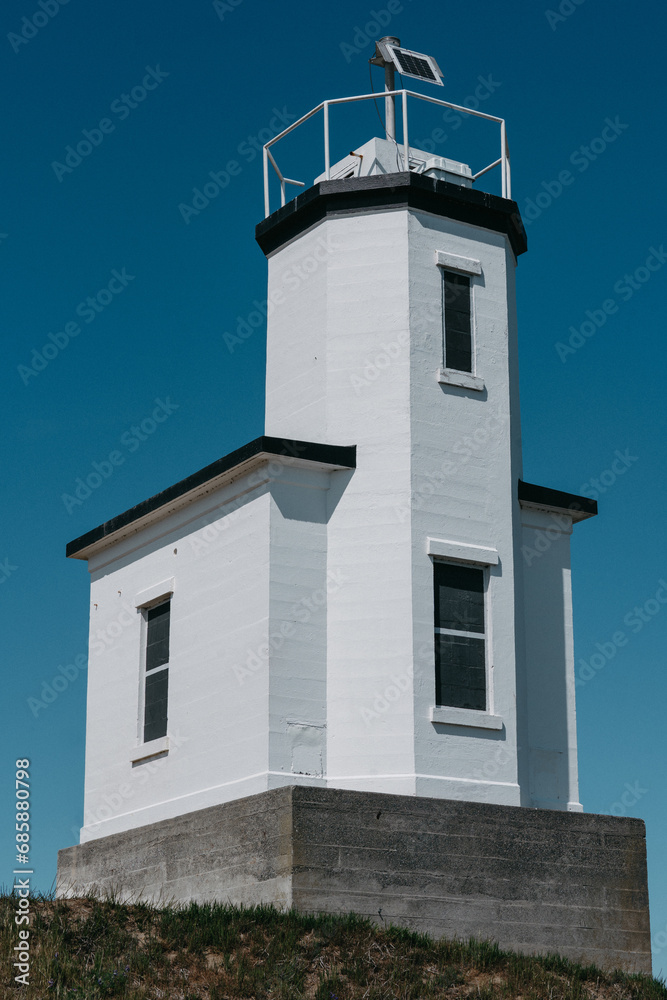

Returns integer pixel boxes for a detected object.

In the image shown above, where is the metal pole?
[379,35,400,140]
[323,102,330,180]
[263,146,269,217]
[385,60,396,140]
[504,129,511,200]
[500,119,507,199]
[402,92,409,169]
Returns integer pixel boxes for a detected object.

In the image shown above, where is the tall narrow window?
[443,271,472,372]
[434,562,486,710]
[144,600,170,742]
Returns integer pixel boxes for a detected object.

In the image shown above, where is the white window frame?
[435,250,485,392]
[427,539,502,730]
[130,579,174,763]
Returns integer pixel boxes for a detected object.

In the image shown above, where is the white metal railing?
[262,89,511,217]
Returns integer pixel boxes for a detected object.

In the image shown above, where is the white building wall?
[324,211,416,791]
[78,160,584,836]
[406,211,523,804]
[267,469,330,787]
[262,205,536,801]
[520,508,581,811]
[80,456,355,842]
[264,226,332,440]
[266,210,417,792]
[81,482,273,841]
[262,203,547,803]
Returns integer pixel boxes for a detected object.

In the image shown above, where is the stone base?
[57,785,652,974]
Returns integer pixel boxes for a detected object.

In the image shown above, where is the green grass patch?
[0,892,664,998]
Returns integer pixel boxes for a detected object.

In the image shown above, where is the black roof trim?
[255,171,527,258]
[66,437,356,558]
[518,480,597,520]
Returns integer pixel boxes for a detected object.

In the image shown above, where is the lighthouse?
[58,42,651,974]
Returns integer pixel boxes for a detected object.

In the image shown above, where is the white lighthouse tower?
[63,42,596,838]
[256,40,593,814]
[58,44,653,975]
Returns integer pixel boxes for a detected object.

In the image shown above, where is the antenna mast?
[371,36,400,141]
[371,38,444,142]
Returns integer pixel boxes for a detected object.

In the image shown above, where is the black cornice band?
[518,479,598,519]
[66,437,357,557]
[255,172,527,258]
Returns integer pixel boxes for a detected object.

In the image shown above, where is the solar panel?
[386,45,443,86]
[393,50,437,82]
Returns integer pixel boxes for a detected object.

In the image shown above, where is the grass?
[1,892,665,999]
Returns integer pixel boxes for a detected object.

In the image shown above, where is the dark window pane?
[445,329,472,373]
[146,601,170,671]
[144,668,168,742]
[444,272,472,372]
[435,633,486,710]
[434,563,484,633]
[446,303,470,326]
[443,272,469,306]
[147,601,170,625]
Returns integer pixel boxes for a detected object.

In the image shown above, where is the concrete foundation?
[57,786,652,974]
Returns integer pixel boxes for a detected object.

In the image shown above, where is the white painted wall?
[262,178,583,806]
[79,149,584,840]
[80,461,343,842]
[81,480,271,842]
[263,201,535,804]
[407,210,523,804]
[264,226,332,441]
[266,210,417,792]
[520,506,581,810]
[267,469,330,786]
[325,211,417,792]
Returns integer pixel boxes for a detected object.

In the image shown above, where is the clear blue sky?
[2,0,666,978]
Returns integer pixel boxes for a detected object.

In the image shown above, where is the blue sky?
[2,0,666,978]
